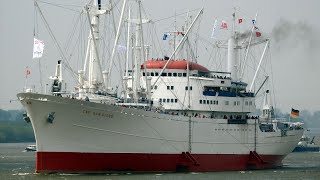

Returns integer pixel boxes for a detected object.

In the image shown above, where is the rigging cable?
[34,1,78,82]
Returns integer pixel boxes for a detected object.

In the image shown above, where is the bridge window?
[225,101,229,105]
[168,72,172,76]
[210,100,213,104]
[245,101,248,106]
[207,100,210,104]
[234,101,237,106]
[171,99,174,103]
[151,72,154,76]
[183,73,187,77]
[161,73,167,76]
[173,73,177,77]
[167,98,170,103]
[200,100,203,104]
[178,73,182,77]
[155,72,159,76]
[175,99,178,103]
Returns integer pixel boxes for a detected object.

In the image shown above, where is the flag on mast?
[211,19,218,38]
[290,108,300,118]
[220,20,228,29]
[255,31,262,37]
[33,38,45,58]
[26,69,31,75]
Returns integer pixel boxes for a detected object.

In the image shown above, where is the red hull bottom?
[36,152,285,173]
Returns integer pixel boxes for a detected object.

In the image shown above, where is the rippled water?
[1,143,320,180]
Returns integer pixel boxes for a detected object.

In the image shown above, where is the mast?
[83,0,107,93]
[227,11,239,81]
[125,7,131,77]
[133,3,142,103]
[106,0,127,90]
[130,1,150,103]
[240,13,258,80]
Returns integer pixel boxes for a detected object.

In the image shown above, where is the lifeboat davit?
[141,60,209,72]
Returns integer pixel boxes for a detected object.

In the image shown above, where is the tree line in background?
[0,108,319,143]
[0,109,35,143]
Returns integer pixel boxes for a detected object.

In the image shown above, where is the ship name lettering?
[82,110,91,114]
[93,111,113,118]
[82,109,113,118]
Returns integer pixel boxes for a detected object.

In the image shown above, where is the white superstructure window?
[167,86,174,90]
[185,86,192,90]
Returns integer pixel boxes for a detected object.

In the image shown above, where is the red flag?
[220,20,228,29]
[255,31,261,37]
[26,69,31,75]
[238,18,243,24]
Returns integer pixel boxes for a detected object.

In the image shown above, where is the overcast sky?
[1,0,320,112]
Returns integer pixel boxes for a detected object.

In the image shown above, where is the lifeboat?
[141,59,209,72]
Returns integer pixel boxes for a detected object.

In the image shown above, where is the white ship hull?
[18,93,303,172]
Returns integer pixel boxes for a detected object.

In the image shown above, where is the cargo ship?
[18,0,304,173]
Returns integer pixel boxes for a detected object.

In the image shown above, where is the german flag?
[291,108,300,118]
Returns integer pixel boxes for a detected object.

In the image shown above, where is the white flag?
[211,19,218,38]
[117,45,127,52]
[33,38,45,59]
